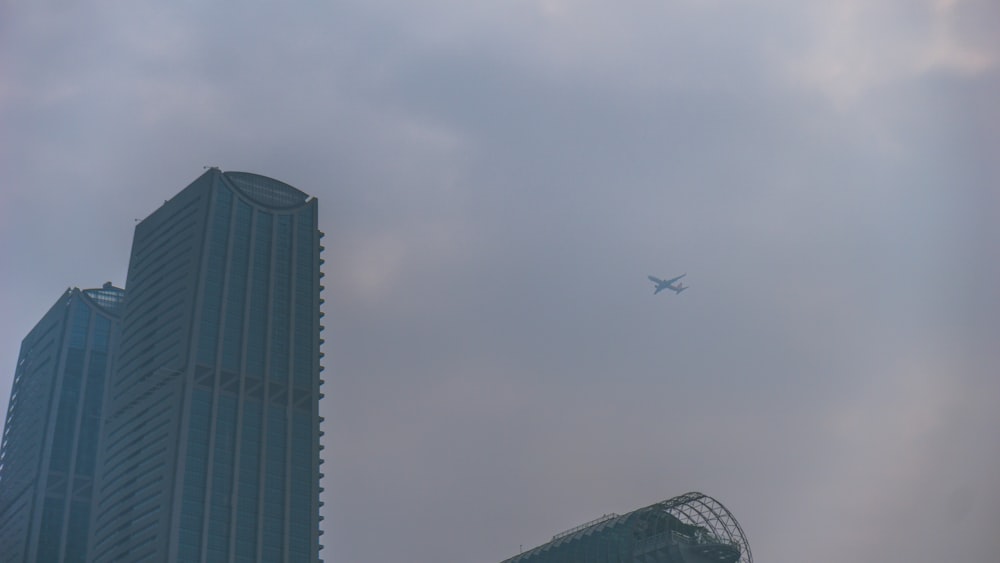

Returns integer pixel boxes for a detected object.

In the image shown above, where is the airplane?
[648,274,687,295]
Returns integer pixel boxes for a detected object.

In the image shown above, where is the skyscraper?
[89,169,324,562]
[500,492,753,563]
[0,284,125,562]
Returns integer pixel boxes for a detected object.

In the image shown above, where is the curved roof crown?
[82,282,125,316]
[223,171,310,209]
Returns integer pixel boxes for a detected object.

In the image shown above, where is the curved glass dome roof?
[648,492,753,563]
[223,171,309,209]
[504,492,753,563]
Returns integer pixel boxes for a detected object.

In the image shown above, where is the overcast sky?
[2,1,999,562]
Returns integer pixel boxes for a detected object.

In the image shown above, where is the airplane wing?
[649,274,687,295]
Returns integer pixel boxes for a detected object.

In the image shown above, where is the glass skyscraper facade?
[89,169,324,562]
[0,284,124,562]
[501,493,753,563]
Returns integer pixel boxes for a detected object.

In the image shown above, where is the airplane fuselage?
[648,274,687,295]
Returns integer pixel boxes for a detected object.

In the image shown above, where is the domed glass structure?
[502,492,752,563]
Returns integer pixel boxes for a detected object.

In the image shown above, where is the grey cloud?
[2,2,998,563]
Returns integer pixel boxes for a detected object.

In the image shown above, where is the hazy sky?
[2,2,998,562]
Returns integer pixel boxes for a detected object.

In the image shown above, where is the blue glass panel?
[75,415,99,478]
[179,388,213,554]
[92,315,111,352]
[86,350,107,390]
[37,496,64,561]
[247,212,272,377]
[76,349,106,476]
[222,201,253,372]
[289,411,313,555]
[236,399,262,561]
[262,405,286,559]
[293,210,315,388]
[50,348,85,473]
[197,186,233,364]
[65,500,90,563]
[269,216,293,382]
[207,395,237,557]
[69,301,90,348]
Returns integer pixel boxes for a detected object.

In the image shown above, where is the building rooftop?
[503,492,752,563]
[82,283,125,316]
[222,171,310,209]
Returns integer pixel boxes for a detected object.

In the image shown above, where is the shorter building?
[502,492,752,563]
[0,284,124,562]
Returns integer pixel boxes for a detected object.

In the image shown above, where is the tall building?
[501,492,753,563]
[0,284,125,562]
[89,169,325,562]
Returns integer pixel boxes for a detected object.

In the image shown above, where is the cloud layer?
[2,2,998,562]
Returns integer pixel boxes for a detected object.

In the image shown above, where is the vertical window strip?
[247,212,273,378]
[207,394,237,558]
[293,211,315,388]
[196,187,233,365]
[289,411,313,556]
[235,400,262,561]
[269,215,293,382]
[178,389,212,556]
[261,405,287,559]
[222,201,253,372]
